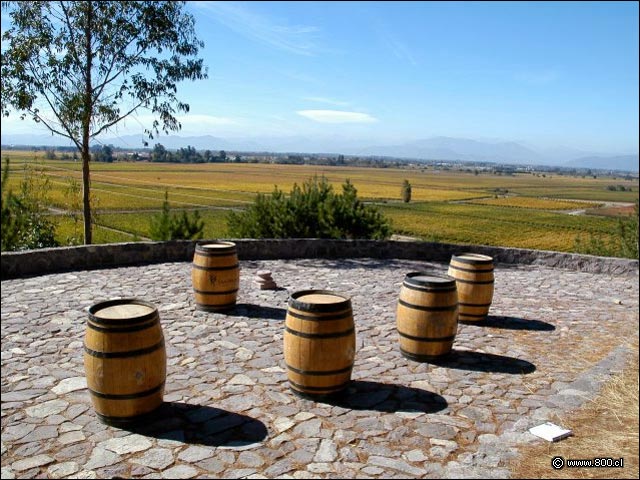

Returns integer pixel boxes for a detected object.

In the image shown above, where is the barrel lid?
[403,272,456,289]
[289,290,351,313]
[451,253,493,264]
[197,241,236,250]
[88,298,157,323]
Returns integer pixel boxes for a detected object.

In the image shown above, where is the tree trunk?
[81,144,92,245]
[82,0,93,245]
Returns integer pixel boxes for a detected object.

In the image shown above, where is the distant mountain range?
[2,133,638,172]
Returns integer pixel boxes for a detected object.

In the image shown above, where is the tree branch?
[92,35,149,106]
[27,109,82,150]
[90,99,147,138]
[58,0,82,67]
[25,56,68,116]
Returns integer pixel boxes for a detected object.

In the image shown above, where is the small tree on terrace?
[1,1,207,244]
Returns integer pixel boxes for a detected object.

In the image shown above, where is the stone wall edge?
[2,239,638,280]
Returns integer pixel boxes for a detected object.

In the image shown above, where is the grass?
[96,209,230,239]
[52,216,138,245]
[51,209,230,244]
[510,347,639,479]
[466,196,602,210]
[381,201,623,253]
[509,187,637,203]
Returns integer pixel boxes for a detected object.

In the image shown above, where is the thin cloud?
[278,70,324,87]
[385,36,418,66]
[193,2,320,56]
[297,110,378,124]
[372,19,418,67]
[302,96,351,107]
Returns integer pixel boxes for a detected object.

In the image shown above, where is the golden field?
[2,151,638,254]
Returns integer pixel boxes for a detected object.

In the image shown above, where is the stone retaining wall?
[2,239,637,280]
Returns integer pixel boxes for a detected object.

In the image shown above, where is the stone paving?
[1,257,638,479]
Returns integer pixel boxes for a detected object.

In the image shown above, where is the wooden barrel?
[447,253,494,322]
[396,272,459,361]
[192,241,240,312]
[284,290,356,398]
[83,298,166,426]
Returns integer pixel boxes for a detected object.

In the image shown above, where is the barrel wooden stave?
[192,241,240,312]
[447,253,494,322]
[396,273,458,361]
[83,299,166,425]
[284,291,355,397]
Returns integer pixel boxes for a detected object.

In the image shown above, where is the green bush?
[149,190,204,241]
[227,176,391,240]
[1,158,59,251]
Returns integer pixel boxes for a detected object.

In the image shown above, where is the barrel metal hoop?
[288,379,351,392]
[288,290,352,313]
[459,312,489,319]
[87,318,158,333]
[284,326,355,339]
[400,347,450,361]
[192,264,240,271]
[95,409,161,426]
[402,281,457,293]
[285,363,353,376]
[397,330,456,342]
[449,264,494,273]
[88,298,158,325]
[451,255,494,265]
[88,381,165,400]
[193,288,239,295]
[84,339,165,359]
[194,249,236,257]
[195,242,236,255]
[397,299,457,312]
[286,310,352,322]
[459,302,493,307]
[403,272,456,289]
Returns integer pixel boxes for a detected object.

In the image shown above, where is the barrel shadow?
[306,380,448,414]
[225,303,287,321]
[460,315,555,331]
[424,350,536,374]
[121,402,268,447]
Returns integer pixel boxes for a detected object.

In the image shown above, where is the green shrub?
[149,190,204,241]
[1,158,59,251]
[227,176,391,240]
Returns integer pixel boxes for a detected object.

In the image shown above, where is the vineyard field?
[2,151,637,255]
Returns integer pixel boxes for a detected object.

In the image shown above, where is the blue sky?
[2,1,639,154]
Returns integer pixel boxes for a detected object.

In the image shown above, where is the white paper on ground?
[528,422,573,442]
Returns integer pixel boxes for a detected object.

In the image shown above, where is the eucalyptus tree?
[1,1,207,244]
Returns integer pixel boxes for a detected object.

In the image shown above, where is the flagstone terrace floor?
[1,255,638,479]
